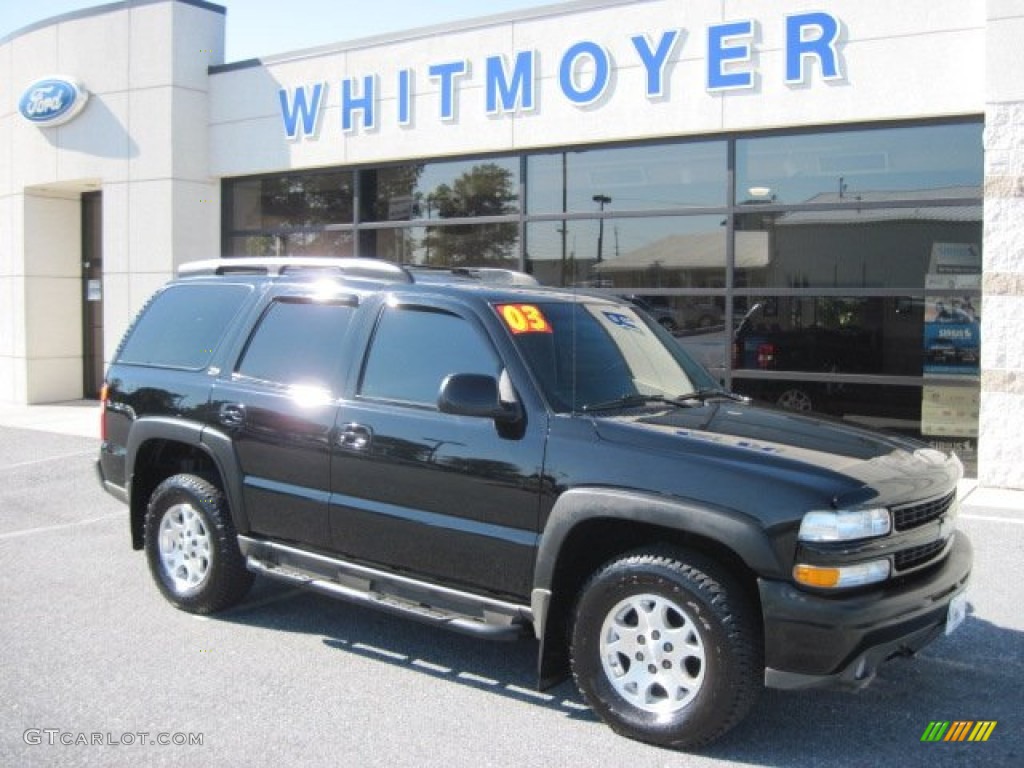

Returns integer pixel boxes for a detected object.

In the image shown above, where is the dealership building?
[2,0,1022,488]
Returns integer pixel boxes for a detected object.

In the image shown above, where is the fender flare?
[125,418,248,541]
[534,486,781,594]
[530,486,781,687]
[199,426,249,535]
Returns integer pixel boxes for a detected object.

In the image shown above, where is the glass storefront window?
[527,215,727,289]
[229,172,354,230]
[362,158,520,222]
[733,377,924,422]
[731,295,933,377]
[734,211,982,291]
[731,377,979,475]
[220,120,984,473]
[227,231,354,258]
[736,123,982,206]
[365,223,520,268]
[527,141,726,213]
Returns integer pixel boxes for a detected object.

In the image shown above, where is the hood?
[591,399,961,508]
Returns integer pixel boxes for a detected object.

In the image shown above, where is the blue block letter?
[279,83,325,139]
[631,30,680,98]
[429,60,469,121]
[342,75,376,132]
[486,51,536,114]
[786,12,842,84]
[707,20,754,91]
[559,41,610,105]
[398,69,413,126]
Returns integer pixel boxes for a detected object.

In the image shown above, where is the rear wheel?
[570,549,761,749]
[144,473,253,614]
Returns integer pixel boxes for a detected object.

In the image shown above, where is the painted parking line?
[0,450,96,472]
[960,513,1024,525]
[0,512,120,540]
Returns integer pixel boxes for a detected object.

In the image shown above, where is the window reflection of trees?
[421,163,519,266]
[367,163,425,221]
[252,173,354,228]
[230,231,354,258]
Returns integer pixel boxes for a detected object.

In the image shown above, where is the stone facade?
[979,2,1024,488]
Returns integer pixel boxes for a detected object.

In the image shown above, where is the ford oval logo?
[18,76,89,127]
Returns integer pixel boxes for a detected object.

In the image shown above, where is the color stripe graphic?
[921,721,997,742]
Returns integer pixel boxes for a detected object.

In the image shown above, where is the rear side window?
[236,300,355,391]
[117,283,250,369]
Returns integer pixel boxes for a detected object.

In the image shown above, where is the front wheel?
[776,386,814,412]
[143,473,253,614]
[570,549,762,749]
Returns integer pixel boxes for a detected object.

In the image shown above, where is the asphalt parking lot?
[0,417,1021,767]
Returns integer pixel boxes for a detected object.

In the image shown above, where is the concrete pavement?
[0,399,100,439]
[0,399,1019,513]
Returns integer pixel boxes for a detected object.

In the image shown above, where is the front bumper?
[760,530,972,690]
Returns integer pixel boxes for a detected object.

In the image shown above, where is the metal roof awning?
[594,231,770,272]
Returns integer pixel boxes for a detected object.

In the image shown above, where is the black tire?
[143,473,253,614]
[570,548,762,750]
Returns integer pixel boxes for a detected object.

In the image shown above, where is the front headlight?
[798,508,891,542]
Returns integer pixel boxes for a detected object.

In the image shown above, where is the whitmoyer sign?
[278,11,844,139]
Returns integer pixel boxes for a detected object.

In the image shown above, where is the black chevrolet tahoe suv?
[97,257,972,749]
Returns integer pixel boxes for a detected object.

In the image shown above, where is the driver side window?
[359,305,498,407]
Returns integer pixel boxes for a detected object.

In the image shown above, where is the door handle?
[337,423,372,451]
[218,403,246,428]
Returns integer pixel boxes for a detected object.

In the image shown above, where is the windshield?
[495,301,718,413]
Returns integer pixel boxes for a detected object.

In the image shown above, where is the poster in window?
[923,243,980,377]
[921,243,980,439]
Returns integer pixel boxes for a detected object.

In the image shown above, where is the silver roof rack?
[406,266,539,286]
[177,257,413,283]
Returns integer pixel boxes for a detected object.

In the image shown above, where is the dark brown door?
[82,191,103,398]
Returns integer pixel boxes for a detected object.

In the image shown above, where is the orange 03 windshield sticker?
[496,304,552,334]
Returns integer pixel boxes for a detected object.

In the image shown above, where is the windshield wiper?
[677,387,750,403]
[580,394,690,413]
[581,388,749,413]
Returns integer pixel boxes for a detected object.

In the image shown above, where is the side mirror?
[438,373,520,424]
